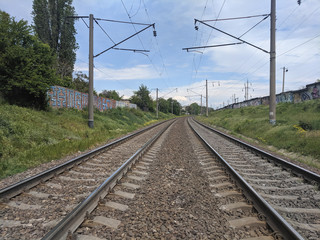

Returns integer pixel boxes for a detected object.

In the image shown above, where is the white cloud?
[74,63,159,81]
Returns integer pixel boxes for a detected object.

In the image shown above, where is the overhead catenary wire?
[235,5,319,84]
[277,33,320,57]
[142,0,170,87]
[129,0,142,18]
[192,0,227,80]
[119,0,171,88]
[233,4,315,81]
[94,19,116,44]
[235,32,320,84]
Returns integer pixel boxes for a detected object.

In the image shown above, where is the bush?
[0,11,60,109]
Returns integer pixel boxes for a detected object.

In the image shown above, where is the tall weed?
[0,103,171,179]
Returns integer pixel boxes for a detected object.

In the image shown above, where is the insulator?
[153,30,157,37]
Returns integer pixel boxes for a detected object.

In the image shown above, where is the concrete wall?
[223,82,320,110]
[47,86,137,111]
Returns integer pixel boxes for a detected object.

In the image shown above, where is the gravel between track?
[83,118,272,239]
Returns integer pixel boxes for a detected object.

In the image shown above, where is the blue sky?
[1,0,319,108]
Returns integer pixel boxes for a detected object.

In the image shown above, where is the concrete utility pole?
[156,88,159,119]
[206,79,208,117]
[269,0,276,125]
[88,14,94,128]
[171,101,173,114]
[282,67,288,93]
[69,15,154,128]
[200,95,203,115]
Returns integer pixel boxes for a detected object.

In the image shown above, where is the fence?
[47,86,137,111]
[224,81,320,109]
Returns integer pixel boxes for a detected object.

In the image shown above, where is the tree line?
[130,85,182,115]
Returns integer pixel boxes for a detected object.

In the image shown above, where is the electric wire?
[277,33,320,58]
[191,0,210,82]
[236,32,320,86]
[193,0,227,80]
[121,0,169,88]
[94,19,116,44]
[234,4,314,83]
[277,6,320,49]
[277,5,299,28]
[129,0,142,18]
[141,0,170,87]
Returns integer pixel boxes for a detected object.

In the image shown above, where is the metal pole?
[88,14,94,128]
[282,67,287,93]
[156,88,158,119]
[171,101,173,114]
[269,0,276,125]
[206,79,208,117]
[200,95,202,115]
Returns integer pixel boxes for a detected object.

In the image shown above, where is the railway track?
[1,117,319,239]
[45,117,277,239]
[0,119,174,239]
[190,118,320,240]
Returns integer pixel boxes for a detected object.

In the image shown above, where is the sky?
[1,0,320,108]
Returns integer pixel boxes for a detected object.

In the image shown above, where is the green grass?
[0,103,173,179]
[197,100,320,170]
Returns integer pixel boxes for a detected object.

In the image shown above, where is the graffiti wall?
[222,82,320,110]
[47,86,137,111]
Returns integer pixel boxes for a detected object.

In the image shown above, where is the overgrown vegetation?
[197,100,320,169]
[0,103,172,179]
[0,11,62,109]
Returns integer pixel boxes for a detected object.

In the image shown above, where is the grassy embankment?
[0,103,172,179]
[197,100,320,170]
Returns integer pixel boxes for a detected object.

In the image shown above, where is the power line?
[235,4,318,83]
[94,19,115,44]
[192,0,227,79]
[120,0,171,88]
[277,6,320,48]
[129,0,142,18]
[278,5,299,28]
[277,33,320,57]
[142,0,170,87]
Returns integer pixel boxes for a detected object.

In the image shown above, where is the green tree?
[71,72,97,95]
[0,11,60,109]
[167,98,182,115]
[32,0,77,80]
[71,72,89,93]
[130,85,154,112]
[99,90,122,100]
[187,103,201,115]
[158,98,169,113]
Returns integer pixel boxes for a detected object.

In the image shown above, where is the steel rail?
[42,119,175,240]
[193,118,320,185]
[0,119,170,200]
[188,118,304,240]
